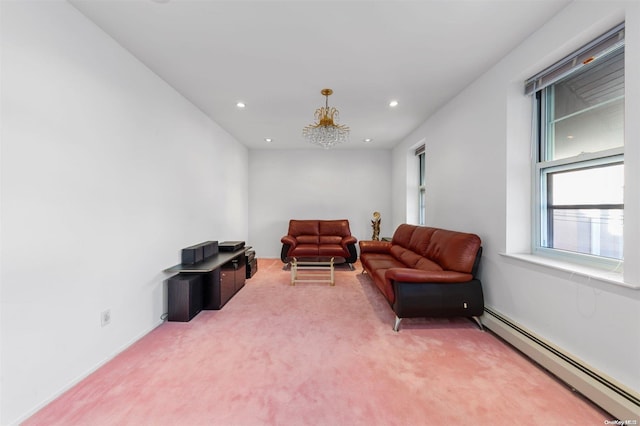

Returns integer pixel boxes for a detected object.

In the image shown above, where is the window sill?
[499,252,639,290]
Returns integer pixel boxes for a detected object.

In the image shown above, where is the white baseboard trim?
[13,320,165,426]
[482,307,640,422]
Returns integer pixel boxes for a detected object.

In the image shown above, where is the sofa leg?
[471,316,483,330]
[393,316,402,332]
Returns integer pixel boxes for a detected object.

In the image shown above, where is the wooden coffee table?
[290,257,340,286]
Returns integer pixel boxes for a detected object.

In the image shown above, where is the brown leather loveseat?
[359,224,483,331]
[281,219,358,268]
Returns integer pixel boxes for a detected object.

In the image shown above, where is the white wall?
[248,149,391,258]
[0,2,248,424]
[390,138,425,230]
[392,1,640,393]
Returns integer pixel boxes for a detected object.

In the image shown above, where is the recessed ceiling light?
[236,102,246,108]
[265,138,272,143]
[389,100,399,108]
[363,138,373,143]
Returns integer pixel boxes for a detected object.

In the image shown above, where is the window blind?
[524,23,625,95]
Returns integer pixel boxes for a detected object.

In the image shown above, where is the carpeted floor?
[25,258,610,425]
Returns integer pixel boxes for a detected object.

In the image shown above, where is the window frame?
[418,149,426,225]
[532,65,625,271]
[533,149,624,269]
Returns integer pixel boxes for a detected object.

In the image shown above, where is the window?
[416,145,426,225]
[527,24,625,267]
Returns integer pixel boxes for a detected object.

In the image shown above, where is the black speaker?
[182,241,219,264]
[202,241,219,259]
[168,273,203,322]
[181,244,204,265]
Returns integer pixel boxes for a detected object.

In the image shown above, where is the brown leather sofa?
[281,219,358,268]
[359,224,483,331]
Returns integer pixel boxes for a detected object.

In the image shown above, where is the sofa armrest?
[359,240,391,254]
[281,235,297,247]
[342,235,357,247]
[386,268,473,283]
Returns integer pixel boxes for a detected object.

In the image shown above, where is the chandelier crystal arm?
[303,88,350,149]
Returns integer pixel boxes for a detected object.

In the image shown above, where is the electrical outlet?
[101,309,111,327]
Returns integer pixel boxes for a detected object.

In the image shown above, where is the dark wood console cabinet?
[202,257,245,309]
[165,250,246,321]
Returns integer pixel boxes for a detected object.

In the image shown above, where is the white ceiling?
[69,0,570,150]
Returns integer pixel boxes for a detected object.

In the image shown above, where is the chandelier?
[302,88,349,149]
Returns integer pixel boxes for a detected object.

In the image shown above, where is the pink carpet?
[25,258,610,425]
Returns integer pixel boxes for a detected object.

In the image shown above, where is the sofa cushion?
[389,225,480,274]
[425,229,481,274]
[390,246,423,268]
[408,225,435,255]
[320,245,351,258]
[289,220,319,236]
[291,244,319,257]
[320,235,343,245]
[363,256,405,271]
[319,220,351,237]
[373,269,395,302]
[297,235,319,245]
[391,224,416,246]
[415,257,444,271]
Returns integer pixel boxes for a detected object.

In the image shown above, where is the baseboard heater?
[482,307,640,421]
